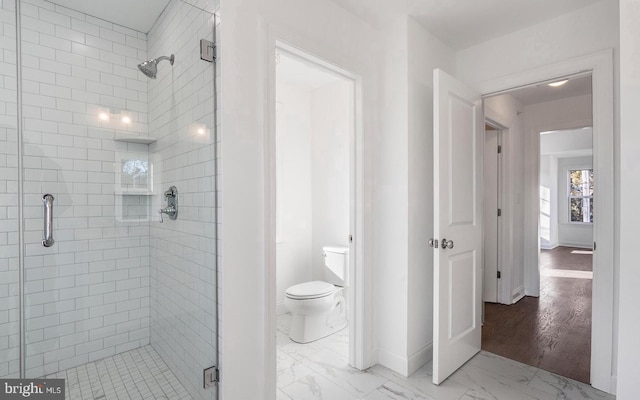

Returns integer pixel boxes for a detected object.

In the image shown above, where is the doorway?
[482,122,503,305]
[480,77,595,384]
[273,47,360,395]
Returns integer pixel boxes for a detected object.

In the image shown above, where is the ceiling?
[333,0,603,50]
[46,0,171,33]
[45,0,603,47]
[505,75,592,106]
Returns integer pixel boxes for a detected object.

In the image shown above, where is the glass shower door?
[11,0,219,399]
[20,0,157,379]
[0,0,20,380]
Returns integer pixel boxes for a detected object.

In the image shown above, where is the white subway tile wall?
[19,0,152,378]
[0,0,220,396]
[147,1,217,399]
[0,0,20,380]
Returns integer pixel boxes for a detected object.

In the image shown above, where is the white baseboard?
[378,342,433,377]
[408,342,433,376]
[512,285,525,303]
[540,243,559,250]
[610,374,617,395]
[378,349,409,377]
[558,242,593,249]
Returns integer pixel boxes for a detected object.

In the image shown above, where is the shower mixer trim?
[159,186,178,223]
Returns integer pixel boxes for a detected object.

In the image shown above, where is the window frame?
[568,168,593,224]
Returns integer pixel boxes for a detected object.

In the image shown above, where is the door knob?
[441,238,454,249]
[428,238,439,248]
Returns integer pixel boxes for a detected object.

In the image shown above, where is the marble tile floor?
[44,345,193,400]
[276,313,615,400]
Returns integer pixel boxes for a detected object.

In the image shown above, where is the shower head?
[137,54,175,79]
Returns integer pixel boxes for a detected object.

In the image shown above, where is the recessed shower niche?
[114,135,157,222]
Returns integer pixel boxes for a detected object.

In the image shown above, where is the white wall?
[374,17,409,374]
[617,1,640,398]
[275,82,312,312]
[406,17,455,374]
[147,1,218,399]
[375,15,457,376]
[219,0,379,397]
[310,80,351,282]
[456,1,618,88]
[557,156,593,248]
[539,154,558,249]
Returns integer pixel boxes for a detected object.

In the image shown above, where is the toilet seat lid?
[286,281,335,299]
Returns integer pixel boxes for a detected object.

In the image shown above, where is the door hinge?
[497,208,502,217]
[593,241,596,251]
[497,271,501,279]
[200,39,217,62]
[497,145,502,154]
[203,366,219,389]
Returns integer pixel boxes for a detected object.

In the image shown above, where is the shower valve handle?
[158,206,177,223]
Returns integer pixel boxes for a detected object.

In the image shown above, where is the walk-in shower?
[138,54,176,79]
[3,0,219,399]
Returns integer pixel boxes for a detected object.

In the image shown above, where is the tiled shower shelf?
[114,132,157,144]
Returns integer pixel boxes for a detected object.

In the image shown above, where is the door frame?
[483,110,514,306]
[482,116,515,306]
[476,49,615,393]
[264,27,371,398]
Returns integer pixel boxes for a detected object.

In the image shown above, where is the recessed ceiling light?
[548,80,568,87]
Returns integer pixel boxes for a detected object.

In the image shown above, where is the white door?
[432,69,483,385]
[483,129,499,303]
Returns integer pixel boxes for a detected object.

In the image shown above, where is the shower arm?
[157,55,175,65]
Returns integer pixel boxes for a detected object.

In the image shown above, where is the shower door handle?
[42,194,55,247]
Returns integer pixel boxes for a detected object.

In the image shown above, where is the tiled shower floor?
[45,346,193,400]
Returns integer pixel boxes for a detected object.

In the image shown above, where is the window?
[569,169,593,223]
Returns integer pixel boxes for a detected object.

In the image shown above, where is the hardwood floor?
[481,246,592,384]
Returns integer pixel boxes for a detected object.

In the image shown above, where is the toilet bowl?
[285,280,347,343]
[285,246,349,343]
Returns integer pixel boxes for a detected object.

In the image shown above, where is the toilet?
[284,246,349,343]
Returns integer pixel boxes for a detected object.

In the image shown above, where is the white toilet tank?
[323,246,349,287]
